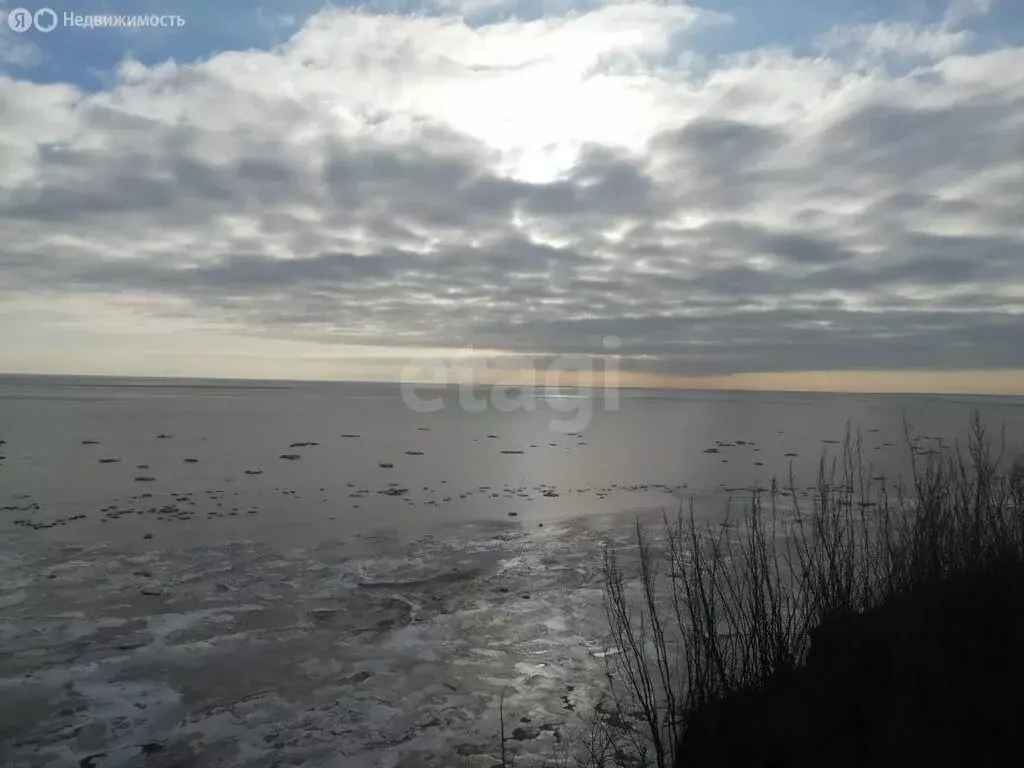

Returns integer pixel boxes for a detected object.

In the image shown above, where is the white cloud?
[815,21,973,63]
[0,1,43,68]
[944,0,993,27]
[0,2,1022,380]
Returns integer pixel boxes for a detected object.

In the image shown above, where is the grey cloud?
[653,117,786,168]
[9,233,597,317]
[818,97,1024,191]
[2,40,1024,379]
[475,309,1024,375]
[692,222,855,266]
[642,118,794,212]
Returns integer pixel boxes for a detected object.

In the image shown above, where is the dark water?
[2,374,1022,548]
[1,376,1022,766]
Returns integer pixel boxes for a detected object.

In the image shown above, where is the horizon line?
[2,369,1022,399]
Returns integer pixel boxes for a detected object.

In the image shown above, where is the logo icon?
[6,7,33,32]
[34,7,57,32]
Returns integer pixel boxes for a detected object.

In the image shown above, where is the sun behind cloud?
[0,0,1022,393]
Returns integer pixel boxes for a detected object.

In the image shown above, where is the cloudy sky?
[1,0,1023,392]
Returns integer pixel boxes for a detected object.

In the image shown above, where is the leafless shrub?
[576,414,1024,766]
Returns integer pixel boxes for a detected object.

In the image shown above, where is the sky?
[1,0,1023,393]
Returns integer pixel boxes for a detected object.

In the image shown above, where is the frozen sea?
[2,375,1023,767]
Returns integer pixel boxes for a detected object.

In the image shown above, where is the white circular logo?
[5,7,33,32]
[34,7,58,32]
